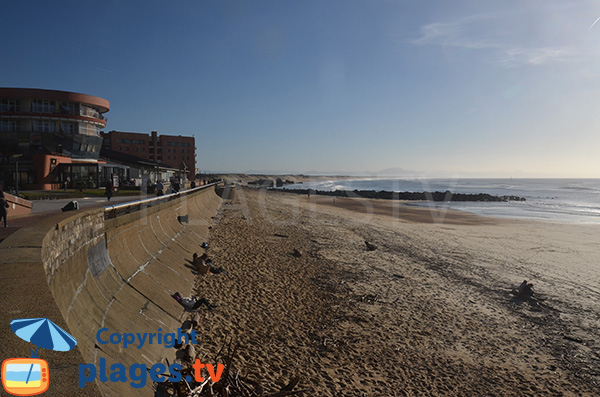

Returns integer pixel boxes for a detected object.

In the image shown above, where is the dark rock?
[277,188,526,202]
[258,179,274,187]
[365,241,377,251]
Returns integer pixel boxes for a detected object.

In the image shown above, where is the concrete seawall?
[3,191,32,217]
[0,185,224,396]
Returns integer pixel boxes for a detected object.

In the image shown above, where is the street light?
[12,154,23,196]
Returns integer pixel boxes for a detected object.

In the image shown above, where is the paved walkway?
[0,195,141,242]
[30,195,143,214]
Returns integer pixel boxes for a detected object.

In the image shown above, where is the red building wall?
[31,154,72,190]
[101,131,150,159]
[159,135,195,177]
[101,130,196,181]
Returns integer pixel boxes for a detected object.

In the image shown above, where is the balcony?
[1,108,108,123]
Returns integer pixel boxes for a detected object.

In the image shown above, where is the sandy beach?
[189,187,599,396]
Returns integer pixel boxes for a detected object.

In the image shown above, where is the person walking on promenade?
[172,179,180,193]
[0,185,8,227]
[105,181,113,201]
[156,180,164,196]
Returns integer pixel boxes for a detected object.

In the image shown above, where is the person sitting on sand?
[205,258,228,274]
[171,292,215,310]
[193,253,227,275]
[192,252,201,265]
[517,282,534,299]
[193,253,209,271]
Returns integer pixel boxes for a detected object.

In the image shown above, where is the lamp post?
[12,154,23,196]
[180,160,188,188]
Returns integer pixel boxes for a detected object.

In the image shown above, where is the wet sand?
[190,188,600,395]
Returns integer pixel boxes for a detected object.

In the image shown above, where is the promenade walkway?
[0,195,141,242]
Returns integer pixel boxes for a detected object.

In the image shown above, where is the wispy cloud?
[497,47,575,67]
[411,15,501,50]
[411,14,577,68]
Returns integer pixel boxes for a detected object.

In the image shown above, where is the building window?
[0,99,21,112]
[165,141,191,147]
[78,123,100,136]
[142,147,145,152]
[33,120,55,132]
[0,119,20,131]
[115,138,144,144]
[60,102,76,114]
[125,147,129,151]
[80,104,100,119]
[61,122,77,134]
[32,99,55,113]
[134,147,138,151]
[118,146,122,151]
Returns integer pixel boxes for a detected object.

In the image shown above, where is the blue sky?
[3,0,600,176]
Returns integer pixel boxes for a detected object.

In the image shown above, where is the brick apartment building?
[101,130,196,181]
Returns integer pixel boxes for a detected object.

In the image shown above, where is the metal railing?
[103,181,222,220]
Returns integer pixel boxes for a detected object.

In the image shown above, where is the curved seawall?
[0,185,224,396]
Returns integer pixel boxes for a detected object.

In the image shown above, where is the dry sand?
[188,188,600,396]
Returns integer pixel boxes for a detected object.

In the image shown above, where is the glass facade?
[0,88,109,189]
[31,99,56,113]
[78,123,100,136]
[0,119,20,132]
[0,99,21,112]
[56,164,100,189]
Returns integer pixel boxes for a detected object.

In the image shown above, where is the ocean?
[280,178,600,223]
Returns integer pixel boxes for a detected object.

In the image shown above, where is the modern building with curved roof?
[0,88,110,190]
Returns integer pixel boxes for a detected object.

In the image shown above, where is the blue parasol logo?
[10,318,77,358]
[2,318,77,396]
